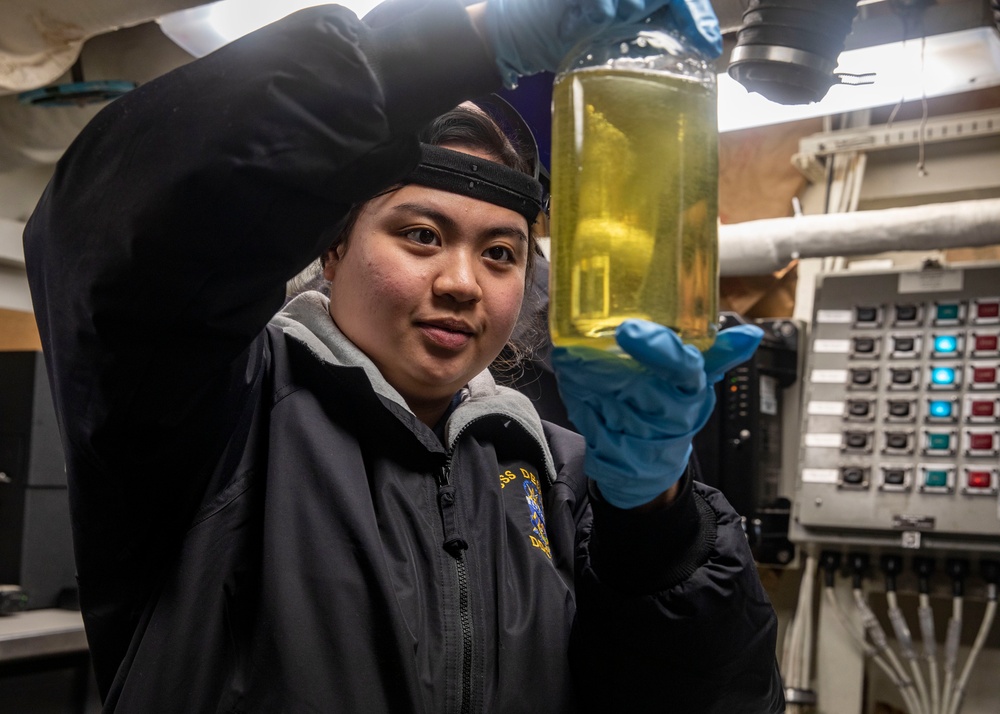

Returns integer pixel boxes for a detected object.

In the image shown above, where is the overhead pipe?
[0,22,194,171]
[6,197,999,276]
[0,0,205,94]
[719,198,1000,276]
[6,197,1000,309]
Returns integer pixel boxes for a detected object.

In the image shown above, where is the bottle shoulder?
[556,24,714,85]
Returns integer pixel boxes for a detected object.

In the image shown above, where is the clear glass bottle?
[549,17,719,352]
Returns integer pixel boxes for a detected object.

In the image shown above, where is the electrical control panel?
[792,262,1000,552]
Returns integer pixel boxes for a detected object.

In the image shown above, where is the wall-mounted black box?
[0,352,76,609]
[693,315,800,566]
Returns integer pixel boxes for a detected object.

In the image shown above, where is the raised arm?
[21,7,503,663]
[24,1,502,516]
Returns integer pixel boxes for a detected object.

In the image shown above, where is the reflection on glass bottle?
[549,23,719,352]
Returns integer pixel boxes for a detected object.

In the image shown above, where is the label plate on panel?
[808,401,845,416]
[898,270,963,294]
[892,514,936,530]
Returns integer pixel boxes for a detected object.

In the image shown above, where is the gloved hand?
[551,320,764,509]
[483,0,722,87]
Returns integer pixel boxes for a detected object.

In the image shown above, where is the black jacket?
[23,1,784,711]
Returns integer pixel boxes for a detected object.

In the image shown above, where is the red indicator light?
[975,335,999,351]
[973,367,997,383]
[977,302,1000,319]
[971,400,996,417]
[967,471,992,489]
[969,433,995,450]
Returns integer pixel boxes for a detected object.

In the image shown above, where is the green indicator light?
[936,304,960,320]
[927,433,951,450]
[924,470,949,488]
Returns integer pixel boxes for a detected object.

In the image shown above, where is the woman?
[24,0,784,711]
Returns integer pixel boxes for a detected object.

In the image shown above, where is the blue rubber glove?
[483,0,722,88]
[551,320,764,509]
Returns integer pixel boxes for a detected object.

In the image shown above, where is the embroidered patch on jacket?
[522,470,551,559]
[499,467,551,559]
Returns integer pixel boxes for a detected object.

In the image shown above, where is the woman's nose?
[433,251,483,304]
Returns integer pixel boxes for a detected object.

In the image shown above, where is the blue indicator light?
[931,367,955,385]
[929,400,952,418]
[934,335,958,353]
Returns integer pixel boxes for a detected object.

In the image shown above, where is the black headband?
[405,144,545,224]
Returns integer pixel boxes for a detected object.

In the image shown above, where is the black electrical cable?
[913,557,941,714]
[849,552,869,590]
[882,555,930,713]
[947,559,969,599]
[881,554,903,593]
[914,557,935,596]
[821,550,841,589]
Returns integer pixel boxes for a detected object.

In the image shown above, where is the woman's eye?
[484,245,514,262]
[403,228,439,246]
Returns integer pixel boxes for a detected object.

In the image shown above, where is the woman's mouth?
[418,321,474,350]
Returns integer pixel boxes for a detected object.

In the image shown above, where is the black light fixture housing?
[726,0,866,105]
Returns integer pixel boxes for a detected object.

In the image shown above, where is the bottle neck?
[557,23,715,88]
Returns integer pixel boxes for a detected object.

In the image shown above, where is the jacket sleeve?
[570,469,786,713]
[22,0,500,594]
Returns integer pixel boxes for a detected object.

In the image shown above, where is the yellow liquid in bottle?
[549,67,719,352]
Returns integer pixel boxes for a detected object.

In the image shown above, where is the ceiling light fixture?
[718,25,1000,132]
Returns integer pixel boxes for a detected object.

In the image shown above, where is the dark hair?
[419,101,534,176]
[321,101,540,272]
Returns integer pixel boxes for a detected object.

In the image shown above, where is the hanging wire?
[917,591,941,714]
[913,33,930,177]
[886,589,931,714]
[823,581,923,713]
[853,587,925,714]
[885,0,931,176]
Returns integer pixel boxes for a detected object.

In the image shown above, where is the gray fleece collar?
[271,291,556,481]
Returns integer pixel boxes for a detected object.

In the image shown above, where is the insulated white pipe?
[719,198,1000,276]
[0,0,205,93]
[0,22,195,171]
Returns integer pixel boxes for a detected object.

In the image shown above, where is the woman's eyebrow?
[390,202,527,243]
[483,225,528,243]
[389,202,454,227]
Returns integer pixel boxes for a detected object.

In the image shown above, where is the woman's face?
[324,148,529,426]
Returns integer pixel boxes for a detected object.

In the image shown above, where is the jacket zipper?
[435,414,553,713]
[436,459,474,714]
